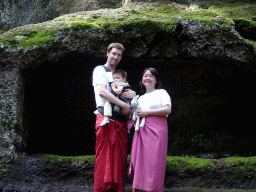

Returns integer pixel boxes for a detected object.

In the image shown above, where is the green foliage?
[223,156,256,170]
[117,18,161,34]
[166,156,215,172]
[1,0,256,49]
[244,38,256,48]
[0,27,8,35]
[19,29,59,49]
[205,1,256,21]
[0,26,59,49]
[42,155,256,174]
[44,154,95,161]
[66,19,100,37]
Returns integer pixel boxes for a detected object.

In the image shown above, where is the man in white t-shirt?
[92,43,135,192]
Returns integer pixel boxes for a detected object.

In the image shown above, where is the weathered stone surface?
[0,0,120,30]
[0,7,255,66]
[0,0,58,29]
[3,154,95,185]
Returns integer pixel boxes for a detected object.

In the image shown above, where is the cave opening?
[22,51,254,157]
[23,51,105,156]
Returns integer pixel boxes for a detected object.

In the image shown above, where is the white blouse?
[138,89,172,117]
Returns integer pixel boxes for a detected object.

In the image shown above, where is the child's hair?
[113,69,127,79]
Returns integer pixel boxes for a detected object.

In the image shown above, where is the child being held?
[100,69,133,126]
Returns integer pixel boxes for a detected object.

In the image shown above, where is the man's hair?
[107,43,125,53]
[113,69,127,79]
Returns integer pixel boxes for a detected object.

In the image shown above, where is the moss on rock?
[1,0,255,50]
[44,154,95,162]
[2,153,256,189]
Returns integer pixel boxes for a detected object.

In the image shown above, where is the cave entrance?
[22,51,254,157]
[23,51,105,156]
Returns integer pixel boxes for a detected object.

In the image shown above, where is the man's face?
[107,48,122,67]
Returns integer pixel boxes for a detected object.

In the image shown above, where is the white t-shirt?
[92,65,113,109]
[138,89,172,117]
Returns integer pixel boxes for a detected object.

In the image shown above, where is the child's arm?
[111,82,124,95]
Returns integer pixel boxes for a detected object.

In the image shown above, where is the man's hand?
[122,103,131,116]
[121,89,136,98]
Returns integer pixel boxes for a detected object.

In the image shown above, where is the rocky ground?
[1,154,256,192]
[0,180,94,192]
[0,181,169,192]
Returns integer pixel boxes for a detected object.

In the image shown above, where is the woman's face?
[142,70,157,90]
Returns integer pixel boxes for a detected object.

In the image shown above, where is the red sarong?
[94,114,128,192]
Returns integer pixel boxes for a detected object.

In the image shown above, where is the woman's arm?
[137,104,171,117]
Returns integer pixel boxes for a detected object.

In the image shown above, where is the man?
[92,43,135,192]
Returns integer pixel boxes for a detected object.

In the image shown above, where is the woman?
[128,68,172,192]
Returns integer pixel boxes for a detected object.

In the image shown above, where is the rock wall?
[0,0,59,29]
[0,0,122,30]
[0,65,24,176]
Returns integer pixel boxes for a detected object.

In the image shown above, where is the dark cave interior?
[22,51,255,156]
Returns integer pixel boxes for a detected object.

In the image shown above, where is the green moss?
[1,0,256,49]
[0,25,59,50]
[165,155,256,178]
[20,29,59,49]
[118,18,161,34]
[223,156,256,170]
[166,156,215,171]
[244,38,256,48]
[68,20,100,37]
[44,154,95,162]
[52,17,65,22]
[0,27,8,35]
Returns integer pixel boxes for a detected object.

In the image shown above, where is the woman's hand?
[137,105,171,117]
[137,109,149,118]
[121,89,136,98]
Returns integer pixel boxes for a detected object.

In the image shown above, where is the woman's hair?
[139,67,161,95]
[107,43,125,54]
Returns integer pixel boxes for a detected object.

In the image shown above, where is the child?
[100,69,133,126]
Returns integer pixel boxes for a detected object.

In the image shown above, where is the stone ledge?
[1,154,256,190]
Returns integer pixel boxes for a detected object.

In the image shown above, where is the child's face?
[113,74,126,83]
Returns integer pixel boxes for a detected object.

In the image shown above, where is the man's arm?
[96,84,131,115]
[121,89,136,98]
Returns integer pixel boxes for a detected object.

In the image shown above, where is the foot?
[100,118,109,126]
